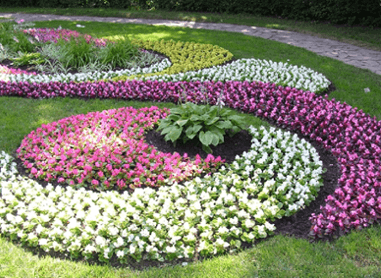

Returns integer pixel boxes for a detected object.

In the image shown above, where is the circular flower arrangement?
[17,106,223,190]
[1,30,381,266]
[0,124,323,263]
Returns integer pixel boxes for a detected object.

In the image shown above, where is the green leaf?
[190,114,201,121]
[176,119,189,126]
[193,125,202,134]
[202,144,212,154]
[210,133,220,146]
[160,126,173,135]
[167,114,180,121]
[167,127,183,142]
[185,125,202,139]
[210,126,225,143]
[206,116,220,125]
[169,107,183,115]
[200,114,210,121]
[157,120,171,131]
[199,130,213,146]
[215,120,233,129]
[229,115,246,128]
[208,106,219,117]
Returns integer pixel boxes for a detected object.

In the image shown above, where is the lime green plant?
[112,39,233,81]
[11,52,46,67]
[157,93,246,153]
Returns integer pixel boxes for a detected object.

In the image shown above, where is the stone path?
[1,12,380,75]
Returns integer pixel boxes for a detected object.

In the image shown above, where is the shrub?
[157,96,246,153]
[97,36,139,69]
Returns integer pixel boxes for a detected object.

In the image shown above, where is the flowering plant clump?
[2,76,380,240]
[137,58,331,94]
[116,39,234,80]
[0,65,37,82]
[2,35,330,94]
[0,124,323,262]
[1,36,380,261]
[17,106,223,191]
[23,28,108,47]
[5,58,172,83]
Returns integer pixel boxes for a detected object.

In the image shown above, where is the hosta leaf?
[210,126,225,143]
[229,115,246,128]
[185,125,202,139]
[200,114,210,121]
[215,120,233,129]
[190,114,201,121]
[160,126,173,135]
[202,144,212,154]
[206,116,220,125]
[193,125,202,133]
[208,106,218,117]
[167,127,183,142]
[170,108,182,114]
[157,120,171,131]
[167,114,180,121]
[210,133,220,146]
[176,119,189,126]
[199,130,213,146]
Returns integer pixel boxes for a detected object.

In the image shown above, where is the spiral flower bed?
[0,35,381,264]
[17,106,223,190]
[0,124,323,262]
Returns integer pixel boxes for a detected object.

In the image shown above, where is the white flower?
[95,236,107,248]
[166,245,177,253]
[116,250,125,258]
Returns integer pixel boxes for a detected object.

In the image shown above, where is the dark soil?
[145,129,252,164]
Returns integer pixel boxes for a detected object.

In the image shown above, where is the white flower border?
[3,58,172,83]
[3,56,330,93]
[139,58,331,93]
[0,126,323,263]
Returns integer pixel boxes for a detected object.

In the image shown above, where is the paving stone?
[0,12,380,75]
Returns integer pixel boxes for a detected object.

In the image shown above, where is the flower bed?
[0,125,323,262]
[135,58,330,94]
[23,27,108,47]
[17,106,223,190]
[0,36,380,264]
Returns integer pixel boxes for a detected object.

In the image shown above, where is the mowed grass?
[0,17,380,278]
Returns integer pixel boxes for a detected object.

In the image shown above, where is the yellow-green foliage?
[112,39,233,81]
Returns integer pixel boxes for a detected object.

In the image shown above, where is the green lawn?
[1,6,380,51]
[0,11,381,278]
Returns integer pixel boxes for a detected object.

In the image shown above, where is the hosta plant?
[157,101,247,153]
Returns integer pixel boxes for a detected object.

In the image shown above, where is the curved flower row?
[0,124,323,262]
[2,78,379,238]
[5,58,172,84]
[1,34,380,256]
[17,106,223,190]
[136,58,330,94]
[2,57,330,94]
[4,31,330,92]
